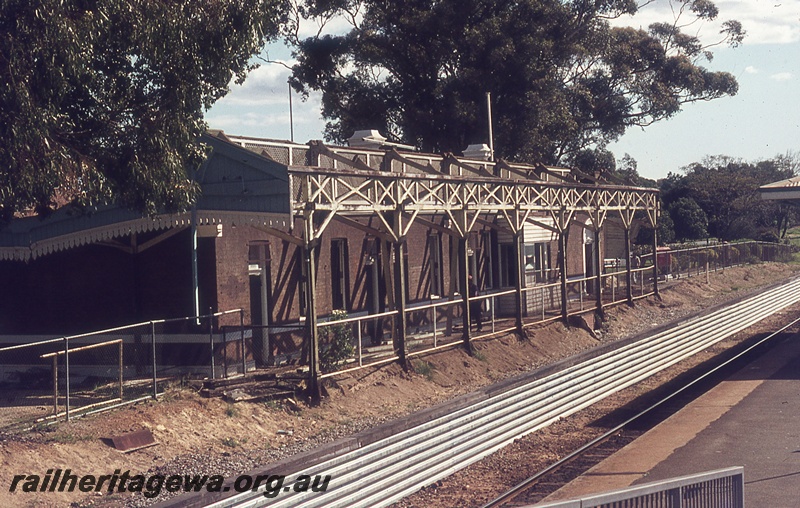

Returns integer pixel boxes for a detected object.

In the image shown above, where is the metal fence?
[1,242,793,419]
[313,240,796,377]
[533,466,744,508]
[0,309,243,429]
[657,241,794,280]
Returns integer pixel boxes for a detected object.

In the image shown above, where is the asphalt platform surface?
[543,330,800,507]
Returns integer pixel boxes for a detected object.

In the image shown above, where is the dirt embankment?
[1,262,797,507]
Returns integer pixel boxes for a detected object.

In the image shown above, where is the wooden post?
[52,357,58,416]
[240,310,247,375]
[595,228,604,317]
[459,236,472,354]
[445,235,457,337]
[191,207,200,321]
[64,338,70,422]
[304,241,321,404]
[652,226,660,298]
[208,308,215,380]
[513,230,524,334]
[624,227,633,305]
[151,321,157,399]
[559,230,569,322]
[118,341,123,402]
[394,239,408,366]
[119,341,124,401]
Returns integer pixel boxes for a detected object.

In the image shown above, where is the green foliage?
[0,0,285,221]
[636,209,674,246]
[320,310,356,372]
[660,154,798,241]
[668,197,708,241]
[289,0,742,164]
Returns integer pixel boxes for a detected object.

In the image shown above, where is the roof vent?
[347,130,387,149]
[462,143,492,161]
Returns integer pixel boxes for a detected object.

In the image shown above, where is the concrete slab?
[544,333,800,506]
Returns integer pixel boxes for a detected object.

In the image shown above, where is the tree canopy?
[1,0,284,221]
[660,154,798,242]
[668,197,708,241]
[288,0,743,164]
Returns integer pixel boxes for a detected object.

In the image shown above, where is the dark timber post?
[594,228,604,318]
[459,235,473,354]
[559,229,569,322]
[303,222,321,404]
[513,230,524,334]
[652,226,660,298]
[393,238,408,366]
[624,227,633,305]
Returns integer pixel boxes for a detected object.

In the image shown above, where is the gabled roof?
[760,176,800,201]
[0,134,291,261]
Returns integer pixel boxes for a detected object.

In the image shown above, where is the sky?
[205,0,800,181]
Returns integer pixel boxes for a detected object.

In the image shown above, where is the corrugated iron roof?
[760,176,800,189]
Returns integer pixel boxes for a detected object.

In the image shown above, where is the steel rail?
[204,277,800,508]
[482,310,800,508]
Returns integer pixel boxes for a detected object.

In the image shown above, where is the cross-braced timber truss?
[284,157,660,402]
[291,167,658,241]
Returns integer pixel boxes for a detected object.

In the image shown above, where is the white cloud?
[744,65,759,73]
[211,62,297,108]
[614,0,800,45]
[206,91,324,141]
[770,71,793,81]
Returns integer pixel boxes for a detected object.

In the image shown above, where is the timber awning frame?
[288,165,659,242]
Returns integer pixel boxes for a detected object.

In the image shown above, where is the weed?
[413,360,436,381]
[48,432,92,444]
[473,350,487,362]
[320,310,356,372]
[221,436,246,448]
[225,404,240,418]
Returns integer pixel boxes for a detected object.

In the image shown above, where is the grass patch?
[413,360,436,381]
[225,404,240,418]
[48,432,92,444]
[472,349,487,362]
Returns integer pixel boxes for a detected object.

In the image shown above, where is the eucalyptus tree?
[288,0,744,164]
[1,0,285,220]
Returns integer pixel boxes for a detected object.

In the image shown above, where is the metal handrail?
[533,467,743,508]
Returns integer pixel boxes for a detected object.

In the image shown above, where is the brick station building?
[0,131,659,392]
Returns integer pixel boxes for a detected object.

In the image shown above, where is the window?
[331,239,349,310]
[524,244,536,270]
[523,242,551,282]
[499,243,518,287]
[427,234,443,297]
[248,241,271,327]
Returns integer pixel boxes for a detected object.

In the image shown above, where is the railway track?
[172,276,800,508]
[482,310,800,507]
